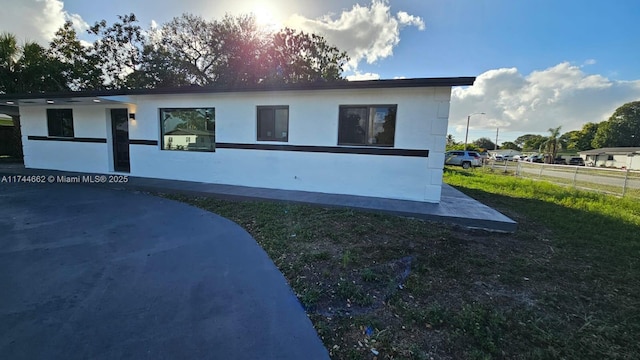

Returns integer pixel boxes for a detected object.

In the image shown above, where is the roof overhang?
[1,95,134,107]
[0,77,476,105]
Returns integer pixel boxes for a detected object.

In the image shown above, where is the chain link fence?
[482,160,640,199]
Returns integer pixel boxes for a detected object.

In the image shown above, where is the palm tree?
[0,33,19,93]
[1,33,69,159]
[543,126,562,163]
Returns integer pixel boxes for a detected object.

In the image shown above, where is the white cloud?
[286,0,425,71]
[0,0,88,45]
[450,62,640,140]
[346,72,381,81]
[584,59,597,65]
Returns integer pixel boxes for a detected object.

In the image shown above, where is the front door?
[111,109,130,172]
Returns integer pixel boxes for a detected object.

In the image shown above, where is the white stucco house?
[579,147,640,170]
[2,77,475,203]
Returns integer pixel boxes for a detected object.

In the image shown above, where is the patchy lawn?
[162,167,640,359]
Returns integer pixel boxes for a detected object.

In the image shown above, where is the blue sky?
[2,0,639,143]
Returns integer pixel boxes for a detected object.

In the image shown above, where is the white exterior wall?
[20,87,452,202]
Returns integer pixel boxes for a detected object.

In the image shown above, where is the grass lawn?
[164,167,640,359]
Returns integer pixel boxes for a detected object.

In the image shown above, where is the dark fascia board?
[0,77,476,102]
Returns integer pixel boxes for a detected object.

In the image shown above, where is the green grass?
[162,168,640,359]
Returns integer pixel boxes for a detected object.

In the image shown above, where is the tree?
[576,122,599,150]
[472,137,496,151]
[140,13,349,87]
[592,101,640,148]
[1,33,70,159]
[87,13,145,89]
[49,21,102,90]
[542,126,563,162]
[446,134,456,146]
[515,134,547,152]
[500,141,521,151]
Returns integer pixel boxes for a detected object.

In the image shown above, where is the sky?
[1,0,639,143]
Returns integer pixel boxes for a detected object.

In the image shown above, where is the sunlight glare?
[252,2,281,29]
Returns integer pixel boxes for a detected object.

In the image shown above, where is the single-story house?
[579,147,640,170]
[1,77,475,203]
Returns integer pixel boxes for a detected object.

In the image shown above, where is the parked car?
[491,154,504,161]
[552,156,567,165]
[445,151,482,169]
[568,157,585,166]
[526,155,543,163]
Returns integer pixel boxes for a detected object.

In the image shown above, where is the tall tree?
[592,101,640,148]
[472,137,496,150]
[1,33,69,159]
[49,21,102,90]
[141,13,349,87]
[446,134,456,146]
[87,13,145,89]
[515,134,547,152]
[500,141,521,151]
[542,126,563,162]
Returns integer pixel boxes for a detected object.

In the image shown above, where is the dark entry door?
[111,109,130,172]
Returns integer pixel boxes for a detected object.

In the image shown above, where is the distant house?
[1,77,476,203]
[579,147,640,170]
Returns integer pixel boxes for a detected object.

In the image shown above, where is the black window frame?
[257,105,289,142]
[46,109,74,138]
[337,105,397,147]
[160,107,215,152]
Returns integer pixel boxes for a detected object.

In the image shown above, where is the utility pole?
[495,128,499,150]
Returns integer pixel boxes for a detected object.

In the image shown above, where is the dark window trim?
[257,105,289,142]
[338,104,397,147]
[46,108,74,138]
[129,139,158,146]
[27,135,106,143]
[217,143,427,157]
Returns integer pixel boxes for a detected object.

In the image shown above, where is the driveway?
[0,182,329,359]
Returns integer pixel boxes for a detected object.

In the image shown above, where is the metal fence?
[483,160,640,199]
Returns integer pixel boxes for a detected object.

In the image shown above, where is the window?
[338,105,396,146]
[257,106,289,141]
[47,109,74,137]
[160,108,215,152]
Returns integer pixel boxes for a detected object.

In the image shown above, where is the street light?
[464,112,486,151]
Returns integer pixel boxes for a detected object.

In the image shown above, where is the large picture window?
[257,106,289,142]
[161,108,215,152]
[338,105,396,146]
[47,109,74,137]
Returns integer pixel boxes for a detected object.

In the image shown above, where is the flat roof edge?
[0,77,476,101]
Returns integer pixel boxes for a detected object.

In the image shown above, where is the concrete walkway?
[0,164,516,232]
[0,181,330,359]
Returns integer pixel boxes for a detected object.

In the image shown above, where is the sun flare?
[251,3,281,29]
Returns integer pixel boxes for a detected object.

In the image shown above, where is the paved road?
[0,182,329,360]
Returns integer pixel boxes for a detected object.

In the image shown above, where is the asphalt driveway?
[0,182,329,359]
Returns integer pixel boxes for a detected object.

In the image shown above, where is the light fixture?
[93,99,101,103]
[6,101,14,105]
[129,113,136,120]
[46,100,54,104]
